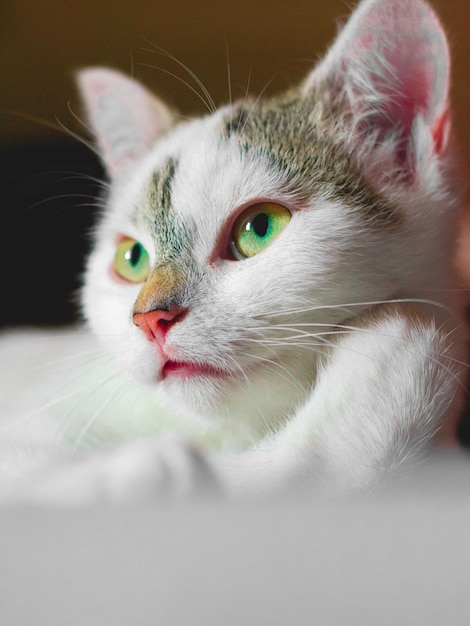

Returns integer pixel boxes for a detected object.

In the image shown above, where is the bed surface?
[1,449,469,626]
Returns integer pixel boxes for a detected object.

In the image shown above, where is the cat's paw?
[2,437,220,506]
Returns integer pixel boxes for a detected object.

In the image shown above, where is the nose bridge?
[133,263,185,314]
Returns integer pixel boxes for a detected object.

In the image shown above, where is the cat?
[0,0,467,504]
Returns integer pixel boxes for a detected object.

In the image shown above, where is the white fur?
[0,0,466,504]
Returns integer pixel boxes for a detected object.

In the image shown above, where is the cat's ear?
[77,68,174,178]
[304,0,450,179]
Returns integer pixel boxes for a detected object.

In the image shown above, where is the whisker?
[22,193,101,215]
[71,381,130,450]
[224,353,252,389]
[238,349,307,394]
[7,345,116,435]
[50,171,110,192]
[66,99,95,138]
[254,313,470,405]
[264,321,469,370]
[140,44,217,114]
[263,297,451,319]
[239,74,277,135]
[18,366,111,438]
[244,334,332,350]
[1,108,94,156]
[240,68,253,120]
[54,117,99,159]
[138,62,215,115]
[225,38,232,127]
[43,359,121,445]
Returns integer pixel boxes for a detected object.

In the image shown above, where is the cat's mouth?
[160,360,226,381]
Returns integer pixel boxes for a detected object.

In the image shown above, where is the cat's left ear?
[77,68,174,178]
[304,0,450,178]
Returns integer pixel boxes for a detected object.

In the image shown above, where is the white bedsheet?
[1,450,469,626]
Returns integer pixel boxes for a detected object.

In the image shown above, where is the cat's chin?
[161,374,231,418]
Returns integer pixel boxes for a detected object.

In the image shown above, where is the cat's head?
[79,0,458,427]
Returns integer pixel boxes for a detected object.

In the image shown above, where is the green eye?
[231,203,291,259]
[113,238,150,283]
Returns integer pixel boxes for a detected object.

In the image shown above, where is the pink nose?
[133,308,185,347]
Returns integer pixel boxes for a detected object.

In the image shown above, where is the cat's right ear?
[77,68,174,178]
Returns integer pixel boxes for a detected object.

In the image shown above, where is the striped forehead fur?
[138,158,195,265]
[223,91,400,224]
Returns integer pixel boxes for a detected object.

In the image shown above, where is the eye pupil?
[130,243,141,266]
[252,213,269,238]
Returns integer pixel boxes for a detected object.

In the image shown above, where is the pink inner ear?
[356,46,436,157]
[78,68,173,178]
[358,1,448,131]
[363,46,448,159]
[355,6,440,124]
[309,0,451,165]
[431,109,450,156]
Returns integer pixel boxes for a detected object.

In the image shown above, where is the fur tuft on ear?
[304,0,450,179]
[77,68,175,178]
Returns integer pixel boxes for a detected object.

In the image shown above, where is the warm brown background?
[1,0,470,161]
[1,0,469,328]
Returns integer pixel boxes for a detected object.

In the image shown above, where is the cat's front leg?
[215,304,464,495]
[1,436,220,506]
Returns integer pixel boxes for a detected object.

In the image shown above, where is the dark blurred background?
[2,0,470,327]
